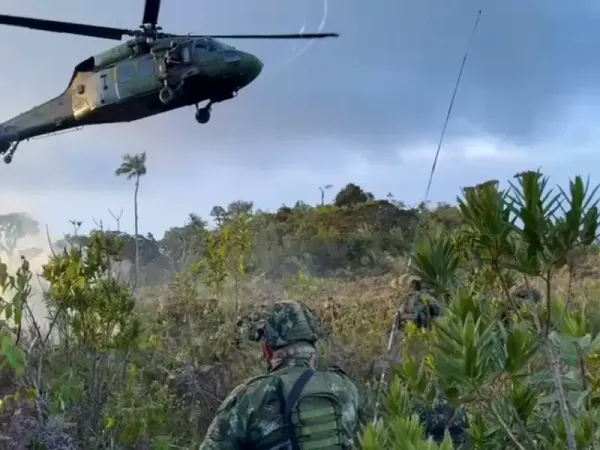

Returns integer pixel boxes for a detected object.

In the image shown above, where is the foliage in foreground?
[0,171,599,449]
[364,172,600,449]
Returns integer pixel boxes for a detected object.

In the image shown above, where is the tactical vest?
[249,368,347,450]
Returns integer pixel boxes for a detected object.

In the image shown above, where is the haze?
[1,0,600,238]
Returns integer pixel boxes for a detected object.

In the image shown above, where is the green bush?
[364,172,600,449]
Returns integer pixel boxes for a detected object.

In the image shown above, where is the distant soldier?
[513,283,541,304]
[415,396,469,446]
[17,255,29,277]
[200,300,367,450]
[396,275,441,331]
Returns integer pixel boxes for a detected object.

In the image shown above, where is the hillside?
[0,172,599,449]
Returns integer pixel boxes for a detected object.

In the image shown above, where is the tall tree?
[115,152,147,288]
[319,184,333,206]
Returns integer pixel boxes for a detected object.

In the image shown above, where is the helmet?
[252,300,320,350]
[405,275,422,291]
[407,275,421,284]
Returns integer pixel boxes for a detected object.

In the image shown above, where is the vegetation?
[0,170,599,449]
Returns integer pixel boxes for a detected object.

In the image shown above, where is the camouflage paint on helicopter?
[0,0,338,164]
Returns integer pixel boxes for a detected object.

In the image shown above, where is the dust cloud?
[1,232,55,337]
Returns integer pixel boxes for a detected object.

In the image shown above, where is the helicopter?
[0,0,338,164]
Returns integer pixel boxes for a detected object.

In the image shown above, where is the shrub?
[364,172,600,449]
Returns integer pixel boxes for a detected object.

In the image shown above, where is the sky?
[1,0,600,239]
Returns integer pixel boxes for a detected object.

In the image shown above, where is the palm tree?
[319,184,333,206]
[115,152,147,289]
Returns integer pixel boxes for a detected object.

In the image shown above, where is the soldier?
[415,396,469,446]
[512,283,541,304]
[396,275,441,331]
[395,275,469,447]
[17,255,29,277]
[199,300,366,450]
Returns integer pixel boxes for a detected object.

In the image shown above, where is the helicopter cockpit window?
[195,39,215,52]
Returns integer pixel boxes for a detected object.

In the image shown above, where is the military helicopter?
[0,0,338,164]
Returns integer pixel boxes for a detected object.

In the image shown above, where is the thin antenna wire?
[372,9,483,424]
[422,9,483,203]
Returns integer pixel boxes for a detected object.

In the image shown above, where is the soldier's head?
[20,255,24,261]
[250,300,320,370]
[407,275,422,292]
[512,284,541,304]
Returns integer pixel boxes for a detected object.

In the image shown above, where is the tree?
[161,213,208,271]
[0,213,40,258]
[334,183,374,208]
[226,200,253,217]
[115,152,147,289]
[210,206,227,227]
[319,184,333,206]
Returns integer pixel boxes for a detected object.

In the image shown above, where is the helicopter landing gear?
[195,103,211,124]
[159,86,176,105]
[2,142,19,164]
[0,141,10,155]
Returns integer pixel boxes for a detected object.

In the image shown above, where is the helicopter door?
[92,68,119,106]
[117,58,160,98]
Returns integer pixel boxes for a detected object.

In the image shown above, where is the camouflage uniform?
[199,300,365,450]
[396,276,441,330]
[415,396,469,446]
[17,255,29,277]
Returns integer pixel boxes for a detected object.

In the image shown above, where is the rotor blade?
[196,32,339,39]
[142,0,162,26]
[0,14,128,40]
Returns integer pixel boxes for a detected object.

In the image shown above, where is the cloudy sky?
[1,0,600,238]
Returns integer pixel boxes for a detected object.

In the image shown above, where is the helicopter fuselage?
[0,35,263,161]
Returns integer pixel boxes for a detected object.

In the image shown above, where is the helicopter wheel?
[159,86,175,105]
[195,107,211,124]
[3,154,12,164]
[0,142,10,155]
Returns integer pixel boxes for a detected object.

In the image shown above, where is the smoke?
[1,232,55,337]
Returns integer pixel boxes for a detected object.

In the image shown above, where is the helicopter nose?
[240,52,263,84]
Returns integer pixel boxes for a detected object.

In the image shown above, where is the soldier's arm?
[199,385,250,450]
[356,383,377,429]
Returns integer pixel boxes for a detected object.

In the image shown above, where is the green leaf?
[0,335,25,376]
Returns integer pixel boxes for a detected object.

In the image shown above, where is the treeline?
[56,183,466,284]
[0,183,465,285]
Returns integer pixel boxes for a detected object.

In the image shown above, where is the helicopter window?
[76,84,85,95]
[138,59,155,75]
[118,64,136,82]
[195,39,215,51]
[182,46,191,63]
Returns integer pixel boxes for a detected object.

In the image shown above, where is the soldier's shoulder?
[325,366,360,391]
[216,373,272,414]
[326,365,350,379]
[418,291,438,302]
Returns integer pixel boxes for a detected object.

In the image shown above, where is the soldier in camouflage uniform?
[395,275,469,446]
[415,396,469,446]
[396,275,441,330]
[199,300,365,450]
